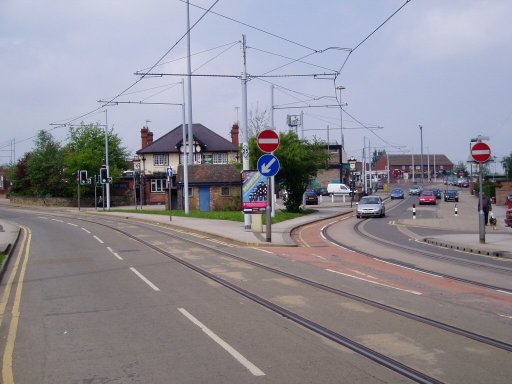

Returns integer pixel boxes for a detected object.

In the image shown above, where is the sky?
[1,0,511,173]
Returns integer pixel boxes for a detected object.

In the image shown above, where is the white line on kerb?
[326,269,422,295]
[130,267,160,291]
[93,235,104,244]
[178,308,265,376]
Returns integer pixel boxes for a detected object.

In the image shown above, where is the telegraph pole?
[241,34,251,230]
[186,0,194,164]
[105,109,111,210]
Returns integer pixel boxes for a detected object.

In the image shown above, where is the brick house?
[135,123,241,209]
[374,154,454,181]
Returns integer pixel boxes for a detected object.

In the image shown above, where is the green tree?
[502,153,512,180]
[5,154,32,196]
[64,123,131,196]
[26,130,67,197]
[250,131,329,212]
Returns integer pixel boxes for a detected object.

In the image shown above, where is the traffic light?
[79,170,88,185]
[100,168,108,184]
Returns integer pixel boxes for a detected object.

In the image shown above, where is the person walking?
[478,192,491,225]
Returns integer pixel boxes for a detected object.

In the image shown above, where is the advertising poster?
[242,170,268,213]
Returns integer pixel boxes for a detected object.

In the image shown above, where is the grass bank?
[111,208,315,224]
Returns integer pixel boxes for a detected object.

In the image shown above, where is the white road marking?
[499,314,512,319]
[81,227,91,234]
[496,290,512,296]
[107,247,123,260]
[67,222,78,227]
[325,269,422,295]
[93,235,104,244]
[51,219,64,223]
[373,258,442,277]
[178,308,265,376]
[130,267,160,291]
[314,254,327,260]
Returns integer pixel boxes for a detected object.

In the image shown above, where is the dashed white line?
[178,308,265,376]
[81,227,91,234]
[106,246,123,260]
[325,268,422,295]
[93,235,104,244]
[67,222,78,227]
[496,290,512,296]
[51,219,64,223]
[130,267,160,291]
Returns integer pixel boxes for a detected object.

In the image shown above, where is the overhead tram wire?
[49,0,221,129]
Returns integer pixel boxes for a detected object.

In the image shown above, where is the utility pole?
[105,109,111,210]
[241,34,251,230]
[186,0,194,165]
[181,79,190,214]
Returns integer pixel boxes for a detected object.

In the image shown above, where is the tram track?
[21,210,512,384]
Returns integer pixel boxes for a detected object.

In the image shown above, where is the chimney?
[230,123,239,146]
[147,131,154,145]
[141,126,149,148]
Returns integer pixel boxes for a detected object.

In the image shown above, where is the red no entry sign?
[471,142,491,163]
[257,130,280,153]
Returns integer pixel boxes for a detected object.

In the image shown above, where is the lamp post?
[336,85,346,149]
[419,125,424,181]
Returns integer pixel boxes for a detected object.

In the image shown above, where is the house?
[373,154,454,181]
[312,143,349,187]
[135,123,241,208]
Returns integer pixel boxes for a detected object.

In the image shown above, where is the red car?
[419,190,436,205]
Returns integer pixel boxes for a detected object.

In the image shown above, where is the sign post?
[257,130,280,242]
[471,139,491,244]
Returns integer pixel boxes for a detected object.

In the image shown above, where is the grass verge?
[111,208,316,224]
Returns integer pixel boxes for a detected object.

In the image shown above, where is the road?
[1,198,511,383]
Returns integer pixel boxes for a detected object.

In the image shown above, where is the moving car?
[356,195,385,218]
[327,183,351,195]
[431,188,442,199]
[390,188,405,199]
[315,187,329,196]
[444,190,459,202]
[304,190,319,205]
[419,190,436,205]
[409,185,423,196]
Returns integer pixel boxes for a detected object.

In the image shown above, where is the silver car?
[356,195,385,218]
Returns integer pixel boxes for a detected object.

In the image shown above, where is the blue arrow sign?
[257,154,280,177]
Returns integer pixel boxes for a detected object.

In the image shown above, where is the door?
[199,187,210,211]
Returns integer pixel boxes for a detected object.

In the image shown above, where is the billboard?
[242,170,268,213]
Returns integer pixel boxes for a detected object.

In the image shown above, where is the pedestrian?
[478,192,491,225]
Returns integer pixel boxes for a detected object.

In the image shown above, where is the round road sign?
[257,130,280,153]
[471,142,491,163]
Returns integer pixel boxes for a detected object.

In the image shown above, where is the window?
[153,154,168,166]
[213,152,228,164]
[221,187,230,196]
[151,178,165,193]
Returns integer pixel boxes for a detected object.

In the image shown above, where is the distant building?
[373,154,454,181]
[134,123,241,208]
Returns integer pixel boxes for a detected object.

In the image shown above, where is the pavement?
[1,189,511,260]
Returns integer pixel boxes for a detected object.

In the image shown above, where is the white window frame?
[153,154,169,166]
[213,152,228,164]
[151,178,165,193]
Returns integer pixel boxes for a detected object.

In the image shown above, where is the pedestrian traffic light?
[100,168,108,184]
[79,170,88,185]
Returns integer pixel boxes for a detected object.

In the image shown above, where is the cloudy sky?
[1,0,510,172]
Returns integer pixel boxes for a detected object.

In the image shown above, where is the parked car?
[375,181,384,190]
[409,185,423,196]
[419,190,436,205]
[327,183,351,195]
[315,187,329,196]
[304,190,319,205]
[430,188,442,199]
[457,178,469,188]
[356,195,385,218]
[390,188,405,199]
[444,190,459,202]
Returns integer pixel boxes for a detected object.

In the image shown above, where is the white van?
[327,183,351,195]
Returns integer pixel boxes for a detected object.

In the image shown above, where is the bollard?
[413,203,416,219]
[454,204,458,217]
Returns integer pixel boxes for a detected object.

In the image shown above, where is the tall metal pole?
[186,0,194,165]
[412,151,415,183]
[478,163,485,243]
[181,79,190,214]
[419,125,424,182]
[241,34,251,230]
[105,109,111,210]
[270,84,275,218]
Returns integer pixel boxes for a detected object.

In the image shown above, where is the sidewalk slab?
[423,233,512,258]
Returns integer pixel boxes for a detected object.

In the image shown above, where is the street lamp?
[419,125,424,181]
[336,85,346,149]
